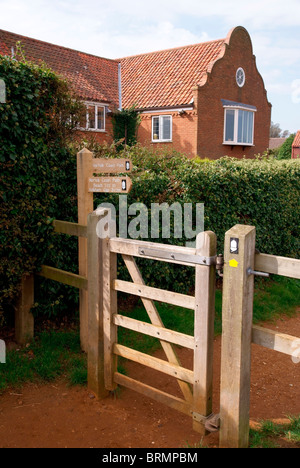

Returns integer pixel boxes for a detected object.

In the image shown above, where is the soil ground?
[0,313,299,448]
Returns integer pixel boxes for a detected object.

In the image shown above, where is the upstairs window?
[79,102,106,131]
[152,115,172,142]
[222,100,256,146]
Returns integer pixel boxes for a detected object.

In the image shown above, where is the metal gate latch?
[247,267,269,278]
[216,254,224,277]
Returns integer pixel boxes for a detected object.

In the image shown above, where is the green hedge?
[89,144,300,295]
[0,55,82,320]
[174,157,299,256]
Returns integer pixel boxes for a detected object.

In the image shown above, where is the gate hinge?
[138,247,217,266]
[192,412,220,433]
[216,253,224,277]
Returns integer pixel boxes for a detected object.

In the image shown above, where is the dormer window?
[222,100,256,146]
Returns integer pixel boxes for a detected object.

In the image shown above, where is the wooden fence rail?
[15,219,89,345]
[254,252,300,280]
[252,325,299,356]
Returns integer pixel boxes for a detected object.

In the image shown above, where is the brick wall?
[74,115,114,145]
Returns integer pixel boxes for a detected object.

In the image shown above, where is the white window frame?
[79,102,106,132]
[152,115,172,142]
[223,104,256,146]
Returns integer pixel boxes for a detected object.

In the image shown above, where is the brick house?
[0,26,271,159]
[292,131,300,159]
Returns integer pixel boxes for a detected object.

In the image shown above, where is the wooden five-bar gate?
[87,208,218,436]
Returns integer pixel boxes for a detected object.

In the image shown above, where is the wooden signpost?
[77,148,132,351]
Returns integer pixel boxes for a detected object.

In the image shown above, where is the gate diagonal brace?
[192,412,220,433]
[138,247,217,266]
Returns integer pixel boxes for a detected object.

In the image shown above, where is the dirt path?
[0,313,299,448]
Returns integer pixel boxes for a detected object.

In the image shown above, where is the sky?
[0,0,300,134]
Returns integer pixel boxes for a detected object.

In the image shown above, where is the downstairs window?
[79,102,106,131]
[152,115,172,142]
[222,100,256,146]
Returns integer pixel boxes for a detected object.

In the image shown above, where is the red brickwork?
[136,28,271,159]
[137,111,197,157]
[194,27,271,159]
[74,116,114,145]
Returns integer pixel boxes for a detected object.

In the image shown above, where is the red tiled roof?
[0,29,119,106]
[119,39,225,109]
[292,130,300,147]
[268,138,287,150]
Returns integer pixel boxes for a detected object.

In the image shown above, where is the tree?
[276,133,295,159]
[112,106,141,149]
[270,121,290,138]
[270,121,282,137]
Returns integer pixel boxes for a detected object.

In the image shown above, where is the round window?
[236,67,245,87]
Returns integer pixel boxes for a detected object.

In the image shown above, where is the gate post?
[87,208,110,399]
[77,148,94,352]
[15,274,34,345]
[193,231,217,434]
[219,225,256,448]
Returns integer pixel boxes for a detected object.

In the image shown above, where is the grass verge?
[249,416,300,448]
[0,329,87,393]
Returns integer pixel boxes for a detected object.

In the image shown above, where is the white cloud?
[92,0,300,30]
[105,22,210,58]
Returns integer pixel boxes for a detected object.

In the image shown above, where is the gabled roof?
[292,130,300,147]
[0,29,119,106]
[119,39,225,109]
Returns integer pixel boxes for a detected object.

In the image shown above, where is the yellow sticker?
[229,259,239,268]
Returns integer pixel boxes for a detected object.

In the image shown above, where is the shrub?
[111,106,141,148]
